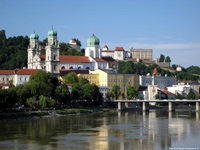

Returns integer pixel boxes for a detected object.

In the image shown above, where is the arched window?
[78,67,81,70]
[70,66,73,70]
[61,66,65,69]
[86,67,90,70]
[43,66,46,69]
[54,55,56,60]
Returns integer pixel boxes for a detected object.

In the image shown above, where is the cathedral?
[27,29,118,74]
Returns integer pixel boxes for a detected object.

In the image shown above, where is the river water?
[0,110,200,150]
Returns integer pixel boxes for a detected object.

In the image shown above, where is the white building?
[0,69,38,87]
[140,75,177,90]
[102,46,128,60]
[176,64,182,71]
[167,83,200,98]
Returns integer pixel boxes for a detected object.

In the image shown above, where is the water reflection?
[0,111,200,150]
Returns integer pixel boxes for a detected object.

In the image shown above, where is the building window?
[70,66,73,70]
[78,67,81,70]
[86,67,90,70]
[54,55,56,60]
[61,66,65,69]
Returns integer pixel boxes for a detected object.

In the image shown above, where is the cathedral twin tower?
[27,29,60,74]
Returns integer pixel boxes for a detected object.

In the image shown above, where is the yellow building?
[78,69,139,99]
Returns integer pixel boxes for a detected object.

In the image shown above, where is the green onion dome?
[48,28,57,37]
[87,34,100,47]
[29,32,39,40]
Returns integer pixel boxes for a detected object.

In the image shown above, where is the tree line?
[0,71,102,110]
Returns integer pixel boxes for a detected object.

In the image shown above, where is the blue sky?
[1,0,200,68]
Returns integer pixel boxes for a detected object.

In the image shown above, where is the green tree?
[28,70,59,99]
[165,56,171,62]
[55,84,71,105]
[39,95,48,109]
[106,91,115,100]
[27,97,37,109]
[15,84,31,105]
[79,77,89,85]
[175,93,184,99]
[187,88,196,100]
[127,85,137,99]
[82,83,102,104]
[0,30,6,47]
[38,95,55,109]
[63,72,78,84]
[71,83,83,101]
[159,54,165,62]
[111,85,121,100]
[154,94,159,99]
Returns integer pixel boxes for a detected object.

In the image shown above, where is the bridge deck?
[108,99,200,103]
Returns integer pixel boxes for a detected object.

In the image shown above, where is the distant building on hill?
[102,45,127,60]
[129,48,153,61]
[69,39,81,50]
[176,64,182,71]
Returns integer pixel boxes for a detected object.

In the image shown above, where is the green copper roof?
[30,32,39,40]
[87,34,100,47]
[48,28,57,37]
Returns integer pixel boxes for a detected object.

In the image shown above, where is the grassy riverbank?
[0,107,116,121]
[0,111,49,121]
[55,107,113,115]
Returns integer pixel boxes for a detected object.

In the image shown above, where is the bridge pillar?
[196,102,199,112]
[142,102,149,111]
[125,102,129,108]
[118,102,125,111]
[168,102,175,112]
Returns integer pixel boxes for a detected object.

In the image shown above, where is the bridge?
[106,99,200,111]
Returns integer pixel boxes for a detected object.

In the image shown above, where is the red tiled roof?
[152,68,159,76]
[102,57,117,62]
[177,64,182,68]
[0,83,10,86]
[90,56,107,62]
[41,55,91,63]
[0,70,15,75]
[60,55,90,63]
[102,50,114,53]
[16,69,39,75]
[103,45,108,48]
[115,47,124,51]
